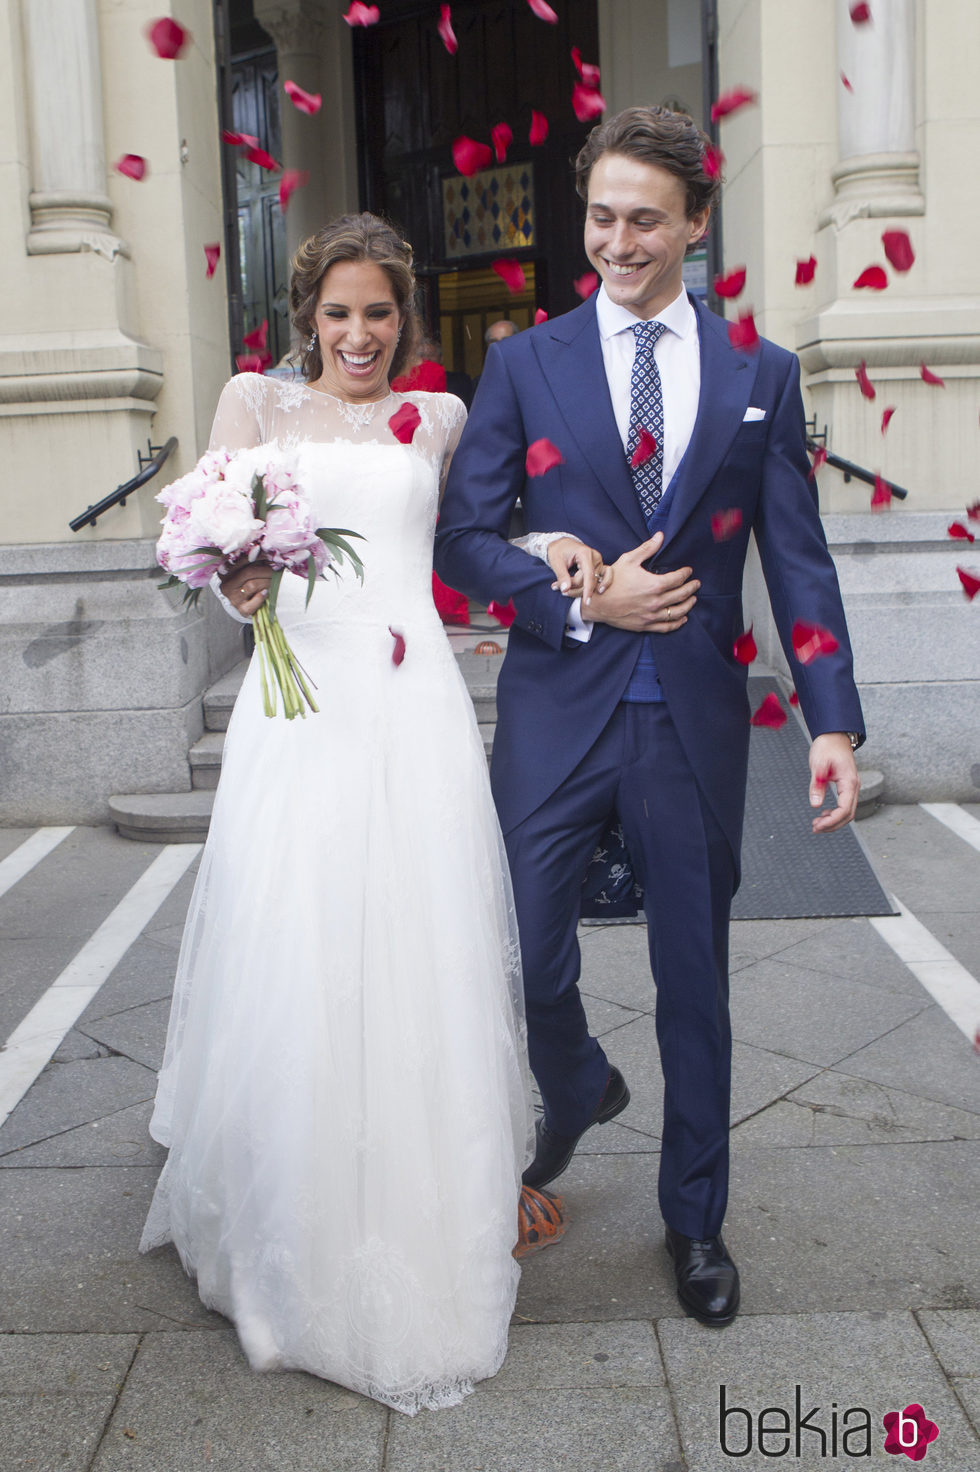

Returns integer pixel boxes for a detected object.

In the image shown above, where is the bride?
[140,213,559,1414]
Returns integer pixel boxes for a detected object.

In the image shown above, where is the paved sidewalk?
[0,805,978,1471]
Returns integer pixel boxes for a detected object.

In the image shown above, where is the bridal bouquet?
[156,447,363,719]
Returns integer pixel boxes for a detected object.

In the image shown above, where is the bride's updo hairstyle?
[291,213,422,384]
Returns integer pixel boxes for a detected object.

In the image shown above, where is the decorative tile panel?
[442,165,535,259]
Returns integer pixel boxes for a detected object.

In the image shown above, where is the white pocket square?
[743,407,766,421]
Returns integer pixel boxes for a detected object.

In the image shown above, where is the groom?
[434,106,864,1325]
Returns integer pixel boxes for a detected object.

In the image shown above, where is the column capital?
[253,0,325,55]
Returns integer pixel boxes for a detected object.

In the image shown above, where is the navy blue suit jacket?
[434,293,865,865]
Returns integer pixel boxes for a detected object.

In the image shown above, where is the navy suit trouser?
[503,700,736,1239]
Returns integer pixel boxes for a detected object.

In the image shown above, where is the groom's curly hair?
[291,213,422,384]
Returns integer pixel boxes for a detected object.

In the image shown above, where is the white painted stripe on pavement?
[870,896,980,1043]
[0,843,201,1130]
[920,802,980,856]
[0,827,75,901]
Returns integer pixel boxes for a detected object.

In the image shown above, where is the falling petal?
[452,135,493,176]
[966,501,980,522]
[629,429,658,470]
[792,620,840,665]
[221,130,259,148]
[728,312,759,353]
[526,438,564,476]
[245,145,280,171]
[204,242,221,278]
[534,308,548,325]
[853,265,888,290]
[948,522,976,543]
[279,168,309,211]
[570,47,601,87]
[789,690,800,707]
[242,319,268,351]
[750,693,787,729]
[527,0,558,21]
[957,567,980,600]
[808,445,828,480]
[714,266,746,299]
[492,258,526,294]
[733,627,757,665]
[115,154,148,181]
[880,406,896,434]
[855,360,876,400]
[389,402,422,444]
[389,627,406,665]
[711,87,757,122]
[711,508,743,542]
[235,353,266,374]
[491,122,513,163]
[703,144,724,178]
[920,363,945,387]
[882,229,914,272]
[872,473,893,510]
[488,598,517,627]
[572,81,606,122]
[344,1,380,24]
[391,360,447,393]
[437,5,458,54]
[840,71,853,92]
[146,18,190,59]
[529,110,549,145]
[283,80,321,116]
[795,255,817,285]
[573,270,599,300]
[849,1,871,22]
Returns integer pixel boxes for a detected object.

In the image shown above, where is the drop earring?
[308,331,317,349]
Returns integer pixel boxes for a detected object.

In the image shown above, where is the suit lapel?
[532,300,649,542]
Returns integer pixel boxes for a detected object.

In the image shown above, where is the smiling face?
[313,259,404,402]
[584,152,709,320]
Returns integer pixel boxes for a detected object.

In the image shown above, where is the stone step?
[203,659,249,732]
[189,731,226,790]
[108,791,214,844]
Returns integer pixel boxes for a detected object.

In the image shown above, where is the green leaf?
[266,566,284,622]
[251,470,267,521]
[305,552,318,608]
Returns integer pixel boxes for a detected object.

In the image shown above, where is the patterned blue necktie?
[627,320,667,525]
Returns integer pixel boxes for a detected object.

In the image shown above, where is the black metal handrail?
[69,437,178,532]
[805,428,909,501]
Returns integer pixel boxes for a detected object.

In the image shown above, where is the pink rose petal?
[437,5,458,54]
[344,1,380,24]
[792,620,840,665]
[204,242,221,279]
[881,406,895,434]
[751,693,787,729]
[242,319,268,351]
[711,87,757,122]
[629,429,658,469]
[492,258,526,294]
[849,2,871,23]
[795,255,817,285]
[855,360,876,400]
[882,229,914,272]
[573,270,599,300]
[714,266,746,299]
[809,445,828,480]
[115,154,147,181]
[840,71,853,92]
[728,312,760,353]
[733,627,757,665]
[221,130,259,148]
[529,110,549,145]
[527,0,558,22]
[957,567,980,600]
[488,598,517,627]
[525,438,564,477]
[966,500,980,522]
[948,522,976,543]
[279,169,309,211]
[872,473,893,510]
[389,403,422,444]
[711,508,743,542]
[570,48,601,88]
[789,690,800,707]
[452,135,493,177]
[245,145,280,172]
[146,18,190,59]
[853,265,888,290]
[389,627,406,665]
[235,353,266,374]
[920,362,945,387]
[534,308,548,325]
[703,144,724,178]
[283,80,321,116]
[572,81,606,122]
[491,122,513,164]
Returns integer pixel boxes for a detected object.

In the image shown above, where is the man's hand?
[546,536,612,605]
[808,732,860,833]
[581,531,699,632]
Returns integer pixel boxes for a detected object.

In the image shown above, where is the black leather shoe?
[665,1227,740,1326]
[522,1066,630,1189]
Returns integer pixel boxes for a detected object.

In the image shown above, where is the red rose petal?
[437,5,458,54]
[714,266,746,299]
[391,360,447,393]
[492,258,526,294]
[388,627,406,665]
[389,402,422,444]
[853,265,888,290]
[792,620,840,665]
[703,144,724,178]
[529,110,549,145]
[146,18,190,59]
[452,135,493,177]
[966,500,980,521]
[115,154,147,181]
[880,406,896,434]
[245,145,280,172]
[795,255,817,286]
[629,429,658,470]
[733,627,757,665]
[204,243,221,279]
[527,0,558,19]
[872,473,893,511]
[750,693,787,729]
[235,353,265,374]
[849,2,871,23]
[534,308,548,325]
[855,360,876,400]
[573,271,599,300]
[840,71,853,92]
[488,598,517,627]
[525,438,564,477]
[948,522,976,543]
[711,87,757,122]
[808,445,828,480]
[958,567,980,600]
[711,508,743,542]
[283,80,321,116]
[789,690,800,707]
[221,130,259,148]
[344,2,380,24]
[572,81,606,122]
[279,169,309,211]
[491,122,513,164]
[242,319,268,351]
[882,229,914,272]
[570,48,601,88]
[920,362,945,387]
[728,312,760,353]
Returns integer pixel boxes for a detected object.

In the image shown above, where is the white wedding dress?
[141,374,533,1414]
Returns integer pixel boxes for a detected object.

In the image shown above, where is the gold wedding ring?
[666,606,673,620]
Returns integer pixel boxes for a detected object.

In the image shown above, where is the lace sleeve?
[438,394,468,503]
[208,374,268,452]
[511,531,578,562]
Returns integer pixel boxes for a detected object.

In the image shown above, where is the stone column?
[22,0,125,258]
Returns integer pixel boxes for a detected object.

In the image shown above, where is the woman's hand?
[546,536,613,606]
[219,559,274,617]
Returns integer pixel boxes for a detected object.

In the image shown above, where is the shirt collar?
[595,284,696,343]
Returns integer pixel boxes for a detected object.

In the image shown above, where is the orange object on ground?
[513,1185,565,1258]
